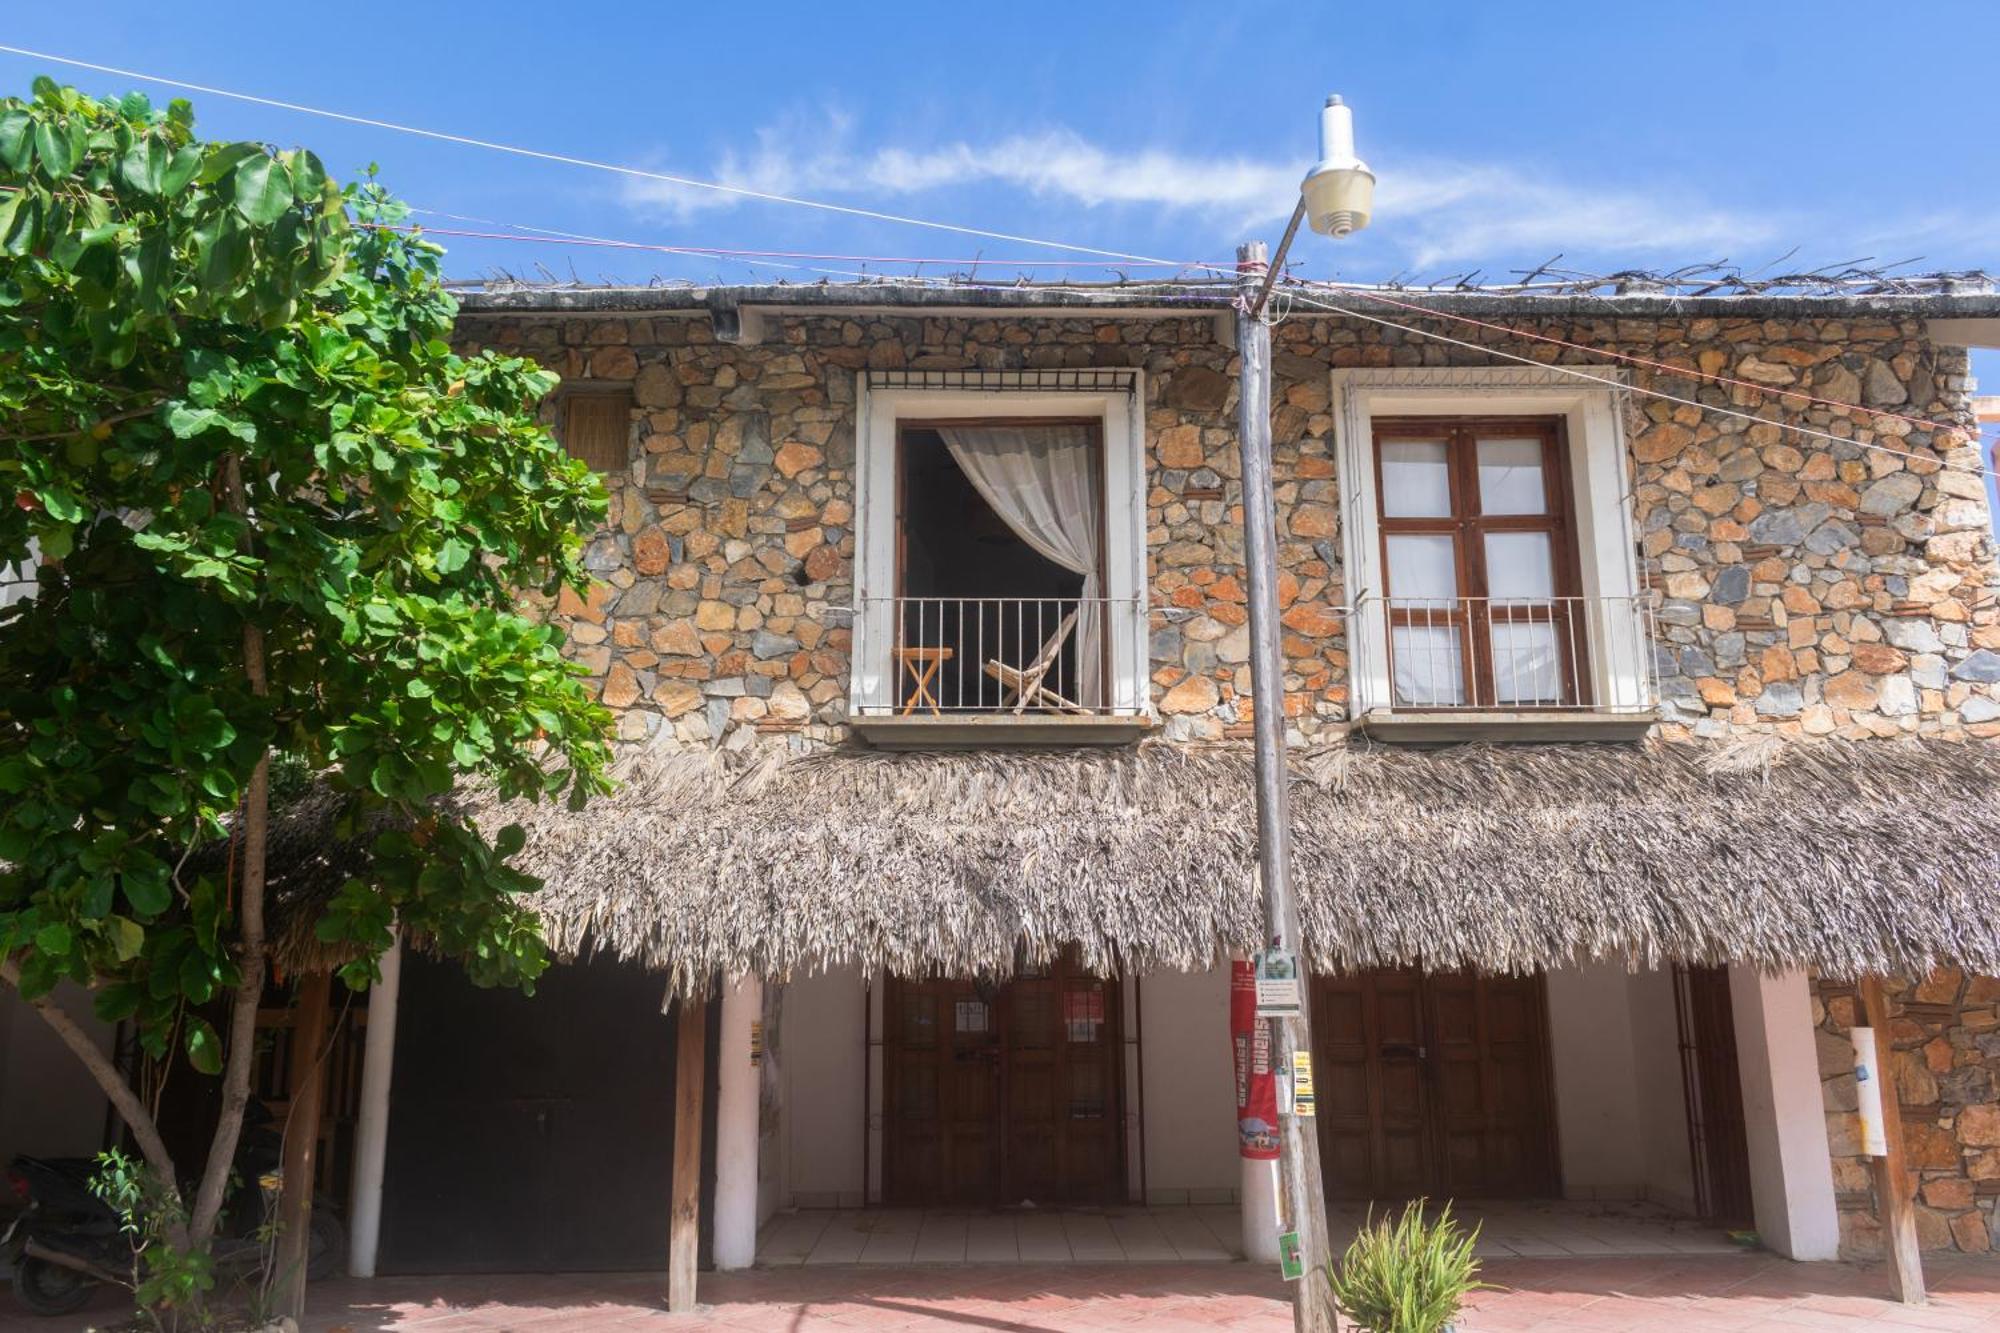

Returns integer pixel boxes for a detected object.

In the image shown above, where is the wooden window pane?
[1379,439,1453,517]
[1385,533,1459,604]
[1391,624,1464,706]
[1484,531,1555,600]
[562,393,631,473]
[1476,437,1547,515]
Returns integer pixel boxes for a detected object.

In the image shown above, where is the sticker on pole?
[1278,1230,1305,1282]
[1254,948,1302,1017]
[1291,1050,1316,1118]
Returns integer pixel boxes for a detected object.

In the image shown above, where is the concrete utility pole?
[1235,237,1337,1333]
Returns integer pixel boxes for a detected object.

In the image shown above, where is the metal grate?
[865,368,1138,394]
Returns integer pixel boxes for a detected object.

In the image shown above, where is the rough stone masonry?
[452,304,2000,750]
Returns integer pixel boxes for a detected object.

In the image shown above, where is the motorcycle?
[3,1102,347,1317]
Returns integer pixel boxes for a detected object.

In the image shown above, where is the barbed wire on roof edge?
[446,259,1995,301]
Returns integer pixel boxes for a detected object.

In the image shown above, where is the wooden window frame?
[1371,416,1590,709]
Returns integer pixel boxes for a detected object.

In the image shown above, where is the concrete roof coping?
[446,279,2000,324]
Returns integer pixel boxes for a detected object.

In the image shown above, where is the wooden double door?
[884,955,1124,1207]
[1313,969,1559,1200]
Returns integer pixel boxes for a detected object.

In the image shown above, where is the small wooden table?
[895,646,955,716]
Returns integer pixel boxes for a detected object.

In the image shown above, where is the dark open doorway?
[377,955,717,1273]
[1673,964,1756,1229]
[894,424,1102,712]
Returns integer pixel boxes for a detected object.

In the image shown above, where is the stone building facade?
[453,293,2000,751]
[449,285,2000,1262]
[1818,971,2000,1257]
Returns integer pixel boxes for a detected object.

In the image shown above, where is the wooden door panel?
[886,954,1123,1208]
[1314,969,1559,1205]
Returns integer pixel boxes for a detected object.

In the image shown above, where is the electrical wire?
[0,43,1195,267]
[1289,277,1968,437]
[1279,286,1994,479]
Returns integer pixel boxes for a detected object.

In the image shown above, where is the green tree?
[0,78,611,1280]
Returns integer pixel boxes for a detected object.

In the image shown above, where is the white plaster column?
[346,932,402,1278]
[1729,966,1840,1260]
[712,975,763,1271]
[1242,1156,1280,1263]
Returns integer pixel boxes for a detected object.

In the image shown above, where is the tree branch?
[0,957,181,1197]
[0,401,166,446]
[187,452,270,1244]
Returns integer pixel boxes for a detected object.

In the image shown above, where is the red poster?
[1231,960,1279,1160]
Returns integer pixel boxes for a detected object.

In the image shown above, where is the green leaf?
[123,871,172,917]
[107,916,145,961]
[118,134,169,195]
[495,823,526,857]
[231,153,294,226]
[32,117,74,178]
[34,922,72,955]
[435,536,472,573]
[0,110,31,171]
[405,678,434,698]
[185,1017,223,1075]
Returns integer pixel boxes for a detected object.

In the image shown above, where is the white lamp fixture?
[1301,94,1374,237]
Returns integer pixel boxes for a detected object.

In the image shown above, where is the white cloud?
[620,112,1785,271]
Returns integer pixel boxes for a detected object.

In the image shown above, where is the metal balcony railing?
[855,596,1144,717]
[1350,593,1660,714]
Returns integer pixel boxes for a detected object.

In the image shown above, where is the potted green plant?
[1323,1200,1492,1333]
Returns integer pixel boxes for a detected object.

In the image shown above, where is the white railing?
[1350,593,1659,715]
[855,596,1145,717]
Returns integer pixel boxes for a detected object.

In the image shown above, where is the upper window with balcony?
[849,370,1152,746]
[1334,367,1656,740]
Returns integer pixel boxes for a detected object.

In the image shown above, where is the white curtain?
[938,424,1102,707]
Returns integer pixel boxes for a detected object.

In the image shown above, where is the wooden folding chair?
[983,609,1087,714]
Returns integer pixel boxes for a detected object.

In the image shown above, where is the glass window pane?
[1477,438,1548,514]
[1379,439,1452,517]
[1386,534,1460,604]
[1484,532,1555,601]
[1491,622,1564,706]
[1391,624,1465,706]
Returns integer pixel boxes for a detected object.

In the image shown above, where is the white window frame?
[851,371,1152,717]
[1329,365,1647,717]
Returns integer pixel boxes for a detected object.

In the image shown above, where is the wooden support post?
[1859,976,1925,1305]
[274,970,333,1320]
[668,995,708,1314]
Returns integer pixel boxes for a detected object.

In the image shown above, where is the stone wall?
[452,307,2000,750]
[1816,971,2000,1256]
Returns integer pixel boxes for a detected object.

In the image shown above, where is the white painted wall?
[1729,966,1840,1260]
[1546,962,1647,1199]
[0,982,113,1166]
[1544,961,1696,1206]
[1136,968,1238,1203]
[783,965,867,1207]
[1627,967,1698,1214]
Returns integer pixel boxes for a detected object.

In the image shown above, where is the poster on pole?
[1230,961,1280,1160]
[1254,948,1302,1017]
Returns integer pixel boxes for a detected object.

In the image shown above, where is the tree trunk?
[189,455,271,1244]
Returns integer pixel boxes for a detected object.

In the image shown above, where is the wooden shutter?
[561,392,632,474]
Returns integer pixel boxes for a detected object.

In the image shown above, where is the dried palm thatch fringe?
[264,737,2000,993]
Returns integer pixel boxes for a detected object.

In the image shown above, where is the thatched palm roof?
[343,736,2000,995]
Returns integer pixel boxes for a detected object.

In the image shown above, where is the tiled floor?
[758,1199,1740,1266]
[11,1254,2000,1330]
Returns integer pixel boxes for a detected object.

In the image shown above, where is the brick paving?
[11,1255,2000,1330]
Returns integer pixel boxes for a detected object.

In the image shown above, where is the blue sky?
[3,1,1997,404]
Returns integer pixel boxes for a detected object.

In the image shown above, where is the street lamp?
[1232,93,1373,1333]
